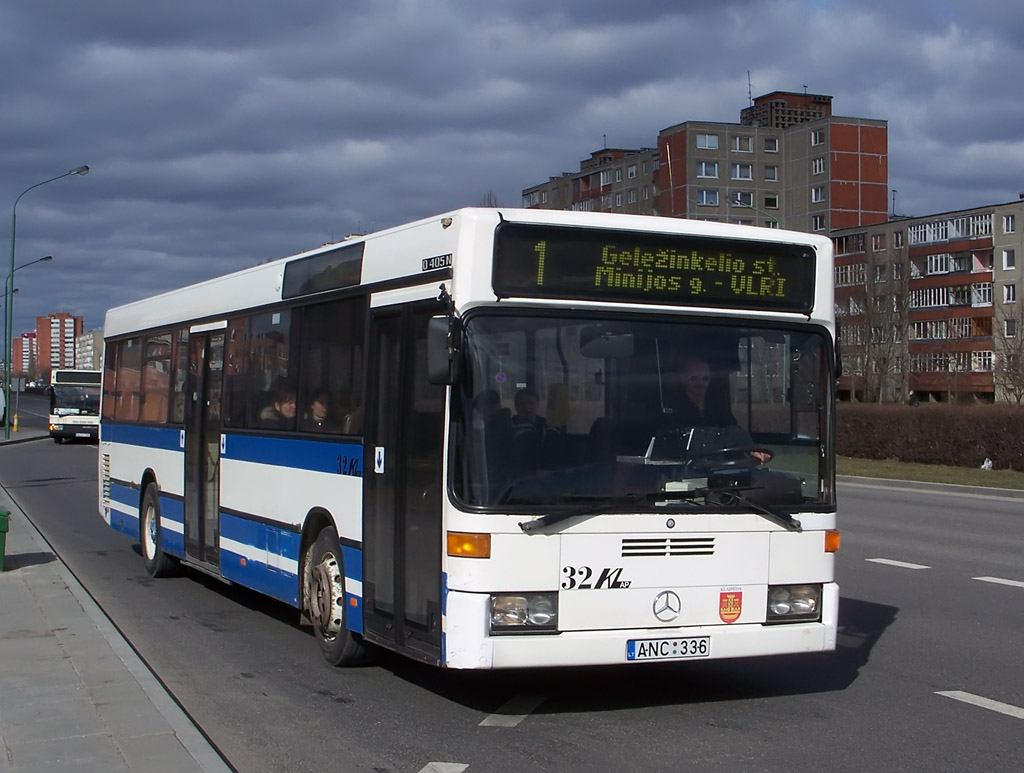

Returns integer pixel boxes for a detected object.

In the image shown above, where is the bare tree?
[479,190,502,207]
[993,299,1024,404]
[853,244,910,402]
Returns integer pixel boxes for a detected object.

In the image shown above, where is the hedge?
[836,403,1024,470]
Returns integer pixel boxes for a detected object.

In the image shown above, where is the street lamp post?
[6,166,88,439]
[730,194,779,228]
[2,256,53,405]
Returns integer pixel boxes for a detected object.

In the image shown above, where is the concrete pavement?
[0,428,231,772]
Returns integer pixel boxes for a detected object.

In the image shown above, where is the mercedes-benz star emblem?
[653,590,682,622]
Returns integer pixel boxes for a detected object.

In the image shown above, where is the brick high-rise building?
[36,312,84,377]
[522,91,888,235]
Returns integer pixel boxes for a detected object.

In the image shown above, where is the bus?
[49,369,102,443]
[98,208,839,669]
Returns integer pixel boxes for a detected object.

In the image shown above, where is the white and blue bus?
[49,368,102,442]
[99,208,839,669]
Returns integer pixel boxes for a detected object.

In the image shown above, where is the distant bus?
[49,369,102,443]
[99,208,839,669]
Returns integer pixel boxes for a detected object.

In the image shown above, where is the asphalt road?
[2,440,1022,772]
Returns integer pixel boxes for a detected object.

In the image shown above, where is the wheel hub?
[310,554,343,640]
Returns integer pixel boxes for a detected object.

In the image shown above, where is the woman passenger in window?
[260,387,297,430]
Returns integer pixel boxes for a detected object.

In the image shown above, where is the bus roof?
[103,208,833,338]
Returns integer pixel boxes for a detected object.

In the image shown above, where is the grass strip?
[837,456,1024,491]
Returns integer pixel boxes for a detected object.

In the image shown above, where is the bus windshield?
[452,312,832,510]
[51,384,102,416]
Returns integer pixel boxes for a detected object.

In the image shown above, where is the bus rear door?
[184,328,225,569]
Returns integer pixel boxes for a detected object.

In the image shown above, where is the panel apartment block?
[522,91,888,235]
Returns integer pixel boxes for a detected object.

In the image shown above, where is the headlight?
[490,593,558,634]
[766,584,822,623]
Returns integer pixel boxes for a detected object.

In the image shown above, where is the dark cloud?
[1,0,1023,335]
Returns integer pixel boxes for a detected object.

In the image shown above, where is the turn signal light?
[825,530,841,553]
[447,531,491,558]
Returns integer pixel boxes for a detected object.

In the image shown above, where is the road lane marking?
[972,576,1024,589]
[865,558,931,570]
[936,691,1024,720]
[418,764,468,773]
[479,694,546,727]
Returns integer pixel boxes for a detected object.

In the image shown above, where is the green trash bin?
[0,509,8,572]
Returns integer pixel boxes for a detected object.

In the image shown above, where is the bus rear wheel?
[307,527,372,666]
[140,483,177,577]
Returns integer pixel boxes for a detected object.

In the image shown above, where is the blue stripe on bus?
[108,480,139,539]
[102,423,182,451]
[222,434,363,477]
[219,512,302,607]
[159,495,185,558]
[341,545,364,634]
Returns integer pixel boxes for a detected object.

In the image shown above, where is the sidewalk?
[0,443,231,772]
[0,424,49,445]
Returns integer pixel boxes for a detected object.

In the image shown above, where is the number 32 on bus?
[99,208,840,669]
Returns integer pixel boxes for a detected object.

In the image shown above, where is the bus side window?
[170,327,189,424]
[299,297,365,436]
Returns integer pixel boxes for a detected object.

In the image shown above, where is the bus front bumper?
[443,582,839,669]
[50,424,99,441]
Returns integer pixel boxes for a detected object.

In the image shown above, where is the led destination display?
[493,223,816,312]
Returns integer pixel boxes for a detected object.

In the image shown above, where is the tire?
[306,526,373,666]
[140,483,177,577]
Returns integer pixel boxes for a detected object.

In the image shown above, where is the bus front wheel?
[140,483,176,577]
[308,527,372,666]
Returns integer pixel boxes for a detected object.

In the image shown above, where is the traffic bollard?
[0,509,9,572]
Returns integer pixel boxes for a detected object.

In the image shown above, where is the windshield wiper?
[705,485,803,532]
[518,491,701,534]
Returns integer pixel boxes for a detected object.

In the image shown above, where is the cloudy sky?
[2,0,1023,336]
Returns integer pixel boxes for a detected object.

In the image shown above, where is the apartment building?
[36,312,83,375]
[832,197,1023,403]
[522,91,889,234]
[11,332,36,381]
[75,329,104,370]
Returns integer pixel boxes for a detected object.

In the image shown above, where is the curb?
[0,435,49,446]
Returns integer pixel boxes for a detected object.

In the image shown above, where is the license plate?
[75,433,91,438]
[626,636,710,661]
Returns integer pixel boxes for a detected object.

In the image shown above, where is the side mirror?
[427,315,462,385]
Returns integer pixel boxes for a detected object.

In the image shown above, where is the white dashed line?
[479,694,546,727]
[865,558,931,570]
[972,576,1024,589]
[418,764,469,773]
[937,690,1024,720]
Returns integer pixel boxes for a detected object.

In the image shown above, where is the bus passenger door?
[184,330,224,568]
[362,302,445,663]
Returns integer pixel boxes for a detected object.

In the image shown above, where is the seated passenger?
[302,389,341,432]
[512,388,563,471]
[473,389,514,497]
[259,387,297,430]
